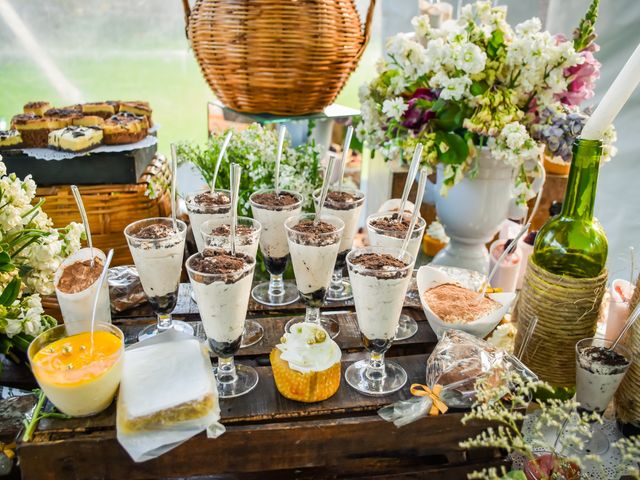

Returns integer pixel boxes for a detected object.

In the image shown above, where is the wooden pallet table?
[9,283,505,479]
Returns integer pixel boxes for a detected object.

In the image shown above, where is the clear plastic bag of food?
[378,329,536,427]
[117,329,225,462]
[108,265,146,313]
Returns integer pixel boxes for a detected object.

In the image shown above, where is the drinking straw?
[630,246,635,286]
[211,130,233,194]
[400,167,428,257]
[397,143,423,218]
[229,163,241,256]
[611,302,640,350]
[476,222,531,301]
[274,125,286,195]
[170,143,178,231]
[90,248,114,355]
[314,153,337,225]
[516,316,538,360]
[337,126,354,192]
[70,185,94,269]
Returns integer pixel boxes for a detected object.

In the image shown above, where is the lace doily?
[20,134,157,161]
[512,410,632,479]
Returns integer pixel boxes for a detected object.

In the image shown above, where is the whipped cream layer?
[252,205,301,259]
[426,220,449,243]
[277,322,341,373]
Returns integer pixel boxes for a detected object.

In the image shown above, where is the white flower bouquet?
[0,155,83,359]
[358,0,613,205]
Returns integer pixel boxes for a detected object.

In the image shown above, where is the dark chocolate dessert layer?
[57,258,104,294]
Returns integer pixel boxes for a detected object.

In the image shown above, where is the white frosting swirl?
[276,322,341,373]
[427,220,449,243]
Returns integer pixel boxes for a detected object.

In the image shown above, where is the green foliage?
[573,0,599,52]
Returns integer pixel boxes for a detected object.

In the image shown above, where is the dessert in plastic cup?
[346,246,414,395]
[186,248,258,398]
[488,238,522,293]
[185,189,231,252]
[201,216,263,347]
[54,247,111,335]
[284,213,344,338]
[249,189,303,306]
[271,322,341,402]
[366,211,426,341]
[28,322,124,417]
[312,187,365,302]
[124,217,193,340]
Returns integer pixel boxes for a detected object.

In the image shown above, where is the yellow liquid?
[32,331,121,387]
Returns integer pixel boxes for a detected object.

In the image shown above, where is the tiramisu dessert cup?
[366,211,426,341]
[124,217,193,341]
[346,247,414,395]
[185,189,232,252]
[249,189,303,306]
[312,187,365,302]
[186,248,258,398]
[201,217,264,348]
[28,322,124,417]
[573,337,633,454]
[54,247,111,335]
[284,213,344,338]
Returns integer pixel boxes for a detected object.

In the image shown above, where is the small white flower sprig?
[357,0,609,206]
[0,155,84,357]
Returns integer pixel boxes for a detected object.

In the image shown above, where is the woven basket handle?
[356,0,377,59]
[181,0,191,38]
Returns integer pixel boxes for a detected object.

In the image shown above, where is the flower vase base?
[431,238,490,275]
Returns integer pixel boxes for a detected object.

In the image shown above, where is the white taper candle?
[582,42,640,140]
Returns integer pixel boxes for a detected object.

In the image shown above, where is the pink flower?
[401,88,436,132]
[559,49,601,106]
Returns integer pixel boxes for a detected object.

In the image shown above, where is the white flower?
[455,43,486,75]
[411,15,431,40]
[515,18,542,36]
[432,74,472,101]
[389,75,407,95]
[0,158,6,177]
[382,97,408,121]
[4,318,23,338]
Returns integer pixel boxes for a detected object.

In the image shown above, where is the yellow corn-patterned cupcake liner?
[270,348,340,403]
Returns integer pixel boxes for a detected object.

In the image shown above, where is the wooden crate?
[13,283,505,479]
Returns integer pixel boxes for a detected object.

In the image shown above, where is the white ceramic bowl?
[416,265,516,339]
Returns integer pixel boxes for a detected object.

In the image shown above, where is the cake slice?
[72,115,105,127]
[102,112,148,145]
[81,102,116,119]
[11,114,53,148]
[48,126,103,152]
[0,130,23,149]
[23,101,52,116]
[44,108,82,127]
[118,101,152,126]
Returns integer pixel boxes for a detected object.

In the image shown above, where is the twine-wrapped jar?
[615,275,640,429]
[513,260,608,388]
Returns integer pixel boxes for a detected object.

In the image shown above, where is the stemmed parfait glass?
[283,213,344,338]
[201,216,264,348]
[124,217,193,341]
[345,246,414,395]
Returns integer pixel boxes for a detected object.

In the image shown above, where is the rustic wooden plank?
[19,414,501,480]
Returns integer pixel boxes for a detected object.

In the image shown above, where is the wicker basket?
[183,0,376,115]
[36,155,172,267]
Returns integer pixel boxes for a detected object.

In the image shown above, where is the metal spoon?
[90,249,114,355]
[611,302,640,351]
[400,167,428,257]
[314,153,337,225]
[337,126,354,192]
[397,143,423,218]
[274,125,286,195]
[70,185,94,269]
[211,131,232,194]
[229,163,241,256]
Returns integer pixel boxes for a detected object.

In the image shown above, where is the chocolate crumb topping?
[189,249,254,284]
[193,191,230,206]
[370,216,410,233]
[252,192,299,209]
[423,283,500,324]
[579,346,630,374]
[291,220,336,235]
[133,223,175,239]
[11,113,40,125]
[322,190,362,210]
[44,108,81,119]
[350,253,409,279]
[57,258,104,294]
[24,101,49,109]
[289,220,339,247]
[208,224,256,236]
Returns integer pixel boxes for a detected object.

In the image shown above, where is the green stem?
[22,390,46,442]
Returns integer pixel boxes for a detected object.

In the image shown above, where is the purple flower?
[401,88,436,131]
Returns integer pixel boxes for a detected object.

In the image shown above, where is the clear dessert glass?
[185,189,231,252]
[284,213,344,338]
[249,189,303,306]
[201,217,264,348]
[54,247,111,335]
[124,217,193,341]
[312,187,365,302]
[346,246,414,395]
[186,249,259,398]
[571,337,633,454]
[366,211,426,341]
[28,322,124,417]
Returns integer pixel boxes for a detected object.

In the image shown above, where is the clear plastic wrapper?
[379,330,537,427]
[108,265,146,313]
[116,330,225,462]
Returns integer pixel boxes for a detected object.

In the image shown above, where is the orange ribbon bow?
[0,442,15,460]
[410,383,448,416]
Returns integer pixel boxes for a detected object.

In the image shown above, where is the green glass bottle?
[532,138,608,278]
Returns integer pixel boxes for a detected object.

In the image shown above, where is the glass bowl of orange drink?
[28,322,124,417]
